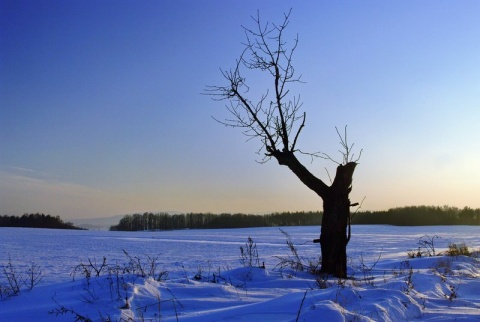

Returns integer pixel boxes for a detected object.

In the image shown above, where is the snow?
[1,225,479,321]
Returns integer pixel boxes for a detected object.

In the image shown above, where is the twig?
[295,290,308,322]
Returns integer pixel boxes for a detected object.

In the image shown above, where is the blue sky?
[1,1,479,219]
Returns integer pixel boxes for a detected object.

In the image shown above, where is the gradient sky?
[1,1,480,219]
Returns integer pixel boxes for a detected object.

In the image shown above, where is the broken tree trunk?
[319,162,357,278]
[274,151,357,278]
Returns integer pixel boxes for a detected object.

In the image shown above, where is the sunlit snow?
[1,226,479,321]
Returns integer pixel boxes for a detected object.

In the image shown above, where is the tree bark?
[319,162,356,278]
[272,151,329,198]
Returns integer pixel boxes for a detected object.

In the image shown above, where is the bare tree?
[205,10,360,278]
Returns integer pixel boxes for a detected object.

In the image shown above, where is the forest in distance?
[1,206,479,231]
[0,213,84,230]
[109,205,480,231]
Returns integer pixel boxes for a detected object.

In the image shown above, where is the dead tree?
[205,10,361,278]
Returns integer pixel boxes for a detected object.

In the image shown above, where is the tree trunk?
[319,162,356,278]
[319,190,350,277]
[273,151,357,278]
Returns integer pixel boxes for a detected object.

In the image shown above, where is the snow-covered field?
[0,225,479,321]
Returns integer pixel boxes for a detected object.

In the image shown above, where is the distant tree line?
[352,205,480,226]
[0,213,84,230]
[110,211,322,231]
[109,205,480,231]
